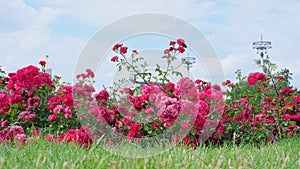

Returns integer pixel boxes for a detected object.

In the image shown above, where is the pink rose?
[164,49,170,54]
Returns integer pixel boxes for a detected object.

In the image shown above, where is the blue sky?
[1,0,300,88]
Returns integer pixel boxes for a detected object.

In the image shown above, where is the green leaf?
[171,71,183,77]
[126,66,131,71]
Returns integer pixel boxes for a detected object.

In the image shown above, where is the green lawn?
[0,138,299,169]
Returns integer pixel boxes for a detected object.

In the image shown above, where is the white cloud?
[43,0,216,26]
[220,54,257,78]
[0,0,79,82]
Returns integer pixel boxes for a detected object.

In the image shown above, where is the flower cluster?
[0,125,27,144]
[95,90,109,104]
[164,38,187,54]
[48,85,74,119]
[247,72,266,85]
[8,65,53,92]
[46,127,93,148]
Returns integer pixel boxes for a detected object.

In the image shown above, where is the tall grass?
[0,137,299,169]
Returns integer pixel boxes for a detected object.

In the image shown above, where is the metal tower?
[252,35,272,68]
[45,55,52,76]
[181,53,196,77]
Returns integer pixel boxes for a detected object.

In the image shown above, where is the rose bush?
[219,56,299,145]
[0,63,88,147]
[0,38,299,148]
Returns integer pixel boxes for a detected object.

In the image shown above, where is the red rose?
[280,87,295,95]
[39,60,46,67]
[247,72,266,85]
[111,56,118,62]
[247,75,257,85]
[169,41,176,46]
[277,75,283,80]
[8,73,16,77]
[120,46,128,54]
[123,116,132,126]
[294,94,300,103]
[167,82,175,91]
[195,79,202,84]
[112,43,123,50]
[253,72,266,81]
[95,90,109,104]
[151,121,161,129]
[177,38,185,46]
[182,136,191,146]
[127,123,142,138]
[178,46,185,53]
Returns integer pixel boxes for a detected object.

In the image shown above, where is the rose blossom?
[48,114,59,121]
[39,60,46,67]
[164,49,170,54]
[177,46,185,53]
[1,120,8,128]
[277,75,283,80]
[95,90,109,104]
[86,68,95,78]
[169,41,176,46]
[120,46,128,54]
[111,56,118,62]
[177,38,185,46]
[247,72,266,85]
[156,96,180,128]
[112,43,123,50]
[127,123,142,138]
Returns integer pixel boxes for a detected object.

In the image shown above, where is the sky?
[1,0,300,88]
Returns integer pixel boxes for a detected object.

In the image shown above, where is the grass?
[0,137,300,169]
